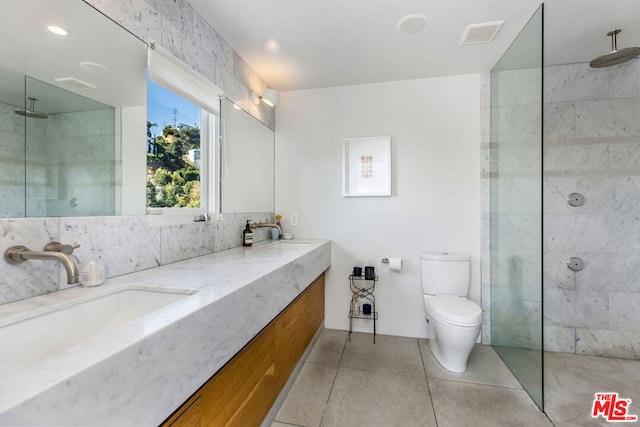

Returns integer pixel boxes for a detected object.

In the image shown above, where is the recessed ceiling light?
[397,14,429,36]
[47,25,70,36]
[79,61,110,74]
[266,39,280,53]
[459,20,504,45]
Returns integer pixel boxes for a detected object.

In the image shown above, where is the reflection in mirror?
[220,98,275,213]
[8,75,116,217]
[0,0,148,217]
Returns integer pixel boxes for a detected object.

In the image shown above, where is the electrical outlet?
[290,213,298,226]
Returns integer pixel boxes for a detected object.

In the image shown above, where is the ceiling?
[0,0,146,114]
[187,0,640,92]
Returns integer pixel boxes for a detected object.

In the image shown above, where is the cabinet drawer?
[201,323,274,426]
[225,363,275,427]
[274,275,324,390]
[305,275,325,339]
[162,395,201,427]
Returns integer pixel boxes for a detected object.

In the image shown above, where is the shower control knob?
[567,193,585,207]
[567,257,584,272]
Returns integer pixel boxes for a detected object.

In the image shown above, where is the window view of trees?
[147,78,203,209]
[146,121,201,208]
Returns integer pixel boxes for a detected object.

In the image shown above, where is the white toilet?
[421,252,482,373]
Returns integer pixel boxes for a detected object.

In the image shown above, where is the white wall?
[275,75,481,338]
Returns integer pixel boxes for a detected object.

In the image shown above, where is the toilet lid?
[428,295,482,326]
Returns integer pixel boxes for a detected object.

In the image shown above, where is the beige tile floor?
[270,329,640,427]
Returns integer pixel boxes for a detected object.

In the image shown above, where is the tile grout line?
[317,332,350,427]
[418,338,440,427]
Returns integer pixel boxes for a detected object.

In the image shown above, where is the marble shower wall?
[0,0,278,304]
[1,103,116,217]
[44,109,116,217]
[543,60,640,359]
[483,59,640,359]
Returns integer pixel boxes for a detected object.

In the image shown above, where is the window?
[147,80,206,209]
[146,45,222,216]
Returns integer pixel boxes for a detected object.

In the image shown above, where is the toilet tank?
[420,252,470,296]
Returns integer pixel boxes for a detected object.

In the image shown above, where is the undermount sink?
[0,286,196,365]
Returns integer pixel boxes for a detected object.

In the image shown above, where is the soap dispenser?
[243,220,253,247]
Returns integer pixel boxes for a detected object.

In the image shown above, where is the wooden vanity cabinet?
[161,274,325,427]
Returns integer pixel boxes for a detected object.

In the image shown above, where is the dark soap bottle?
[243,220,253,247]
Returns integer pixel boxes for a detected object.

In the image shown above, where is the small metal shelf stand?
[348,274,378,343]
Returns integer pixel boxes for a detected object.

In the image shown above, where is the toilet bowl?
[425,294,482,372]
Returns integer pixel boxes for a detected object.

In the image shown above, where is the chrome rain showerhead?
[590,29,640,68]
[15,97,48,119]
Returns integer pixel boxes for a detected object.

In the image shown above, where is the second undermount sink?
[265,241,310,249]
[0,286,196,366]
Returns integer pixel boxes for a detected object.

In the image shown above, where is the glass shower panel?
[490,5,544,409]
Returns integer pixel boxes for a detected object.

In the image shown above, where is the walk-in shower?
[488,3,640,420]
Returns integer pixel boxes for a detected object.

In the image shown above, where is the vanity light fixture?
[251,89,279,107]
[47,25,70,36]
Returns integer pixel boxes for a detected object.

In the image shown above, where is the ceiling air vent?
[460,20,504,45]
[54,77,97,90]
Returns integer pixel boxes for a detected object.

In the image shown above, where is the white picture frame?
[343,136,391,197]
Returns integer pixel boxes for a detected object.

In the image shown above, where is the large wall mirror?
[220,98,275,213]
[0,0,147,217]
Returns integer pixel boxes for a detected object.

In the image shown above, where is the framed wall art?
[343,136,391,197]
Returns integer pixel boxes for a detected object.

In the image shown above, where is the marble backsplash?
[0,213,273,304]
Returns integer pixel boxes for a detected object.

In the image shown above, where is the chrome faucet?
[250,222,282,237]
[4,242,80,284]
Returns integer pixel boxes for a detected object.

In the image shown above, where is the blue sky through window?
[148,80,201,135]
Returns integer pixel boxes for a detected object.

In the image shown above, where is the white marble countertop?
[0,239,331,426]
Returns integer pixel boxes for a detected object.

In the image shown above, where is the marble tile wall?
[45,109,116,217]
[480,72,491,345]
[1,104,116,217]
[85,0,275,129]
[0,213,273,304]
[0,0,278,305]
[483,59,640,359]
[543,60,640,359]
